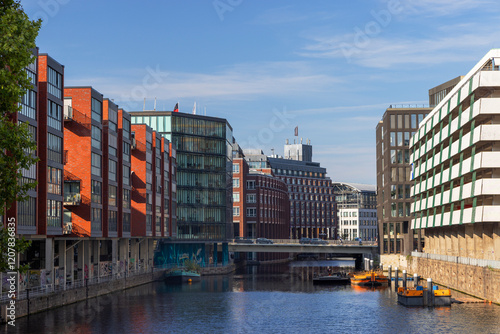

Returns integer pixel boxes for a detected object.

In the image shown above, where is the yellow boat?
[397,286,451,306]
[350,271,389,287]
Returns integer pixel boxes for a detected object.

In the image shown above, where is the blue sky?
[23,0,500,184]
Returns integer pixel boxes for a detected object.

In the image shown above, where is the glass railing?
[64,192,81,205]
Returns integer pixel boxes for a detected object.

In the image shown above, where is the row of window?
[274,169,325,178]
[389,113,426,130]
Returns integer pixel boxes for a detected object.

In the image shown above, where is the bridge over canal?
[226,239,379,268]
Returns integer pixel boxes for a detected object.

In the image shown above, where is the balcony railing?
[64,192,81,206]
[64,105,91,128]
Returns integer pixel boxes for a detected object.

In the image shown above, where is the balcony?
[64,192,81,206]
[64,105,91,128]
[64,180,81,206]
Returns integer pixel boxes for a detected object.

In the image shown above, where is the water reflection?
[6,260,500,334]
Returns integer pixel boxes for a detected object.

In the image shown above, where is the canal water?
[7,260,500,334]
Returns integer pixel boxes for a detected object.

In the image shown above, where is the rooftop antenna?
[143,98,146,111]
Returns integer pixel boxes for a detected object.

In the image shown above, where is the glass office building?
[130,111,233,241]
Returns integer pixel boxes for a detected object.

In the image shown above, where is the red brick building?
[232,157,249,238]
[232,148,290,262]
[64,87,104,237]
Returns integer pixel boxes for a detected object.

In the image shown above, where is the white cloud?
[298,23,500,68]
[400,0,496,17]
[65,61,341,108]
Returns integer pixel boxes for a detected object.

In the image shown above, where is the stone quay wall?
[1,270,165,323]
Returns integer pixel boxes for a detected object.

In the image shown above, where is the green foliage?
[0,0,41,214]
[0,0,41,272]
[183,259,201,273]
[0,227,31,272]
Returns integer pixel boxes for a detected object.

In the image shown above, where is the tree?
[0,0,41,272]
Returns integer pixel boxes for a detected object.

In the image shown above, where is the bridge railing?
[231,239,378,246]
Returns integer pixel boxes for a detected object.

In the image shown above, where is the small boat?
[164,269,201,283]
[397,286,451,306]
[313,273,350,285]
[350,271,389,287]
[397,286,424,306]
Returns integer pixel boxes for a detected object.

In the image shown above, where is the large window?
[109,134,117,156]
[146,214,152,232]
[233,178,239,188]
[123,165,130,185]
[21,89,36,119]
[91,208,101,232]
[91,180,102,204]
[48,100,62,130]
[91,98,102,123]
[246,208,257,217]
[47,167,62,194]
[233,207,240,216]
[47,67,62,98]
[109,185,117,207]
[91,153,101,176]
[108,109,118,132]
[123,189,131,209]
[108,210,117,232]
[246,181,255,190]
[233,164,239,173]
[123,212,130,232]
[109,159,117,181]
[18,197,36,227]
[123,142,130,162]
[47,133,62,163]
[47,199,61,227]
[246,194,256,203]
[233,193,240,202]
[91,125,101,150]
[122,118,130,140]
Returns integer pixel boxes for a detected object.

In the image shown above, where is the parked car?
[299,237,311,244]
[256,238,273,244]
[234,237,254,244]
[311,238,327,245]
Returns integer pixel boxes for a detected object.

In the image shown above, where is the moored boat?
[397,286,424,306]
[313,273,350,285]
[350,271,389,287]
[164,269,201,283]
[397,286,451,306]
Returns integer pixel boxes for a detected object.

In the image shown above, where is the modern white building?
[410,49,500,261]
[333,182,377,241]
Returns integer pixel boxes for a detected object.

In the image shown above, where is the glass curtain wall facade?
[130,112,233,241]
[376,108,431,256]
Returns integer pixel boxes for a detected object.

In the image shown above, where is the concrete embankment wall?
[1,270,165,323]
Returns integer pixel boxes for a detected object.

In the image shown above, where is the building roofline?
[128,110,233,131]
[38,53,65,68]
[332,181,376,192]
[421,48,500,126]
